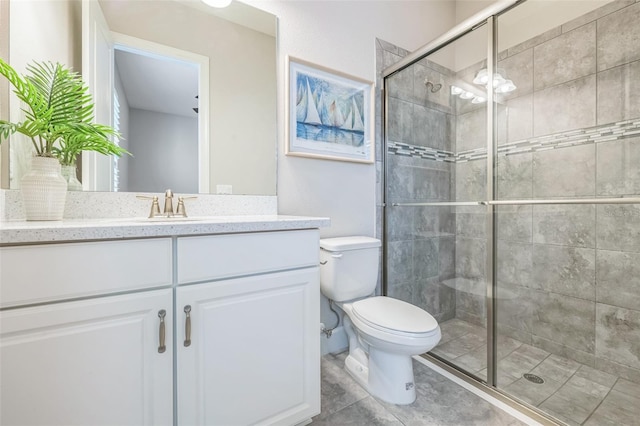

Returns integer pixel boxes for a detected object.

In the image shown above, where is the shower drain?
[523,373,545,384]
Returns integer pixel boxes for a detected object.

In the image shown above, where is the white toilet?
[319,236,441,405]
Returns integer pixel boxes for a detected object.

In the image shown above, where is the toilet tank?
[319,236,381,302]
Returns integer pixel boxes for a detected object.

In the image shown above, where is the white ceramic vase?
[21,156,68,221]
[61,164,83,191]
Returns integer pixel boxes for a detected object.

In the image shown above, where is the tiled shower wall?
[378,39,458,322]
[492,0,640,384]
[380,0,640,384]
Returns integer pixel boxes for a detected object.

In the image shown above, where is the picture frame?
[285,56,374,163]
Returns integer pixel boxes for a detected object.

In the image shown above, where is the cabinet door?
[0,289,173,426]
[177,268,320,426]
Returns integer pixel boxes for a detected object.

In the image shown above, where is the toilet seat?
[351,296,439,339]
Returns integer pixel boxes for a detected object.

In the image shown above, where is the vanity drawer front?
[177,229,319,283]
[0,238,173,308]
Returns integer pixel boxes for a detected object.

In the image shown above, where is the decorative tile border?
[387,142,455,162]
[389,118,640,163]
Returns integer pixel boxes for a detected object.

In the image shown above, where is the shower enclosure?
[382,0,640,424]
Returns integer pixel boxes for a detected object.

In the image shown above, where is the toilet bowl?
[320,236,441,405]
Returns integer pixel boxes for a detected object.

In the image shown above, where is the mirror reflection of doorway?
[113,45,199,193]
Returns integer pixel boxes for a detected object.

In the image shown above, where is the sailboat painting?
[287,57,373,163]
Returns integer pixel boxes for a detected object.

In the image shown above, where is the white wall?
[244,0,456,238]
[8,0,81,187]
[127,109,198,194]
[455,0,495,23]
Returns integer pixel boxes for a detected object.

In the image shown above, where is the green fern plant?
[0,58,128,165]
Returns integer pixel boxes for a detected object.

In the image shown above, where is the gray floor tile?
[498,350,544,380]
[438,318,479,343]
[562,374,611,400]
[455,346,487,373]
[612,378,640,399]
[504,376,564,406]
[574,364,618,388]
[539,406,582,426]
[476,368,489,382]
[530,354,581,383]
[587,390,640,425]
[464,323,489,340]
[380,365,527,426]
[436,319,640,426]
[432,333,485,358]
[496,335,523,359]
[583,411,626,426]
[540,380,603,424]
[509,344,550,365]
[316,355,370,420]
[311,395,403,425]
[315,353,527,426]
[435,318,636,425]
[479,368,520,388]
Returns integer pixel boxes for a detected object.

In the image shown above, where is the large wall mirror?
[2,0,277,195]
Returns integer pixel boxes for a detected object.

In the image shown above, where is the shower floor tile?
[433,318,640,426]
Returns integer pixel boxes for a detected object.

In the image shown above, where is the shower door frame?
[382,0,640,423]
[382,0,515,390]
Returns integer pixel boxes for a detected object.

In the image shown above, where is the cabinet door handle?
[158,309,167,353]
[184,305,192,347]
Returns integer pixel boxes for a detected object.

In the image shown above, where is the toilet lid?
[351,296,438,334]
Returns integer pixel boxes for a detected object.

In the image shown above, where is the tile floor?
[311,351,528,425]
[431,318,640,426]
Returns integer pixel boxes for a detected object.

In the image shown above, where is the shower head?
[424,80,442,93]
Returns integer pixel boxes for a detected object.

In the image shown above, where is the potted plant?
[55,120,127,191]
[0,58,127,220]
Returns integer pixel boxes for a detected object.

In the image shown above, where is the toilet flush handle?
[320,253,342,265]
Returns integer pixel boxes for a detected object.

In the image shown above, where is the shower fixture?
[424,80,442,93]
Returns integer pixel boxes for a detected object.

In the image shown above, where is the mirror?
[3,0,277,195]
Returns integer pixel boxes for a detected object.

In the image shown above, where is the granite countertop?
[0,215,331,245]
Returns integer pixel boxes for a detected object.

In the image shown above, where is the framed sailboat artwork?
[286,56,374,163]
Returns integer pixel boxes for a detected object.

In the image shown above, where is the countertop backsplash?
[0,189,278,222]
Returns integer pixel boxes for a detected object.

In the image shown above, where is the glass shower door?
[494,1,640,424]
[384,23,490,379]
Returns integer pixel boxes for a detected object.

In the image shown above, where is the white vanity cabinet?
[0,238,174,426]
[0,225,322,426]
[0,290,174,426]
[175,230,320,426]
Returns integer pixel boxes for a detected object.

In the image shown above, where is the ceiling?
[174,0,276,37]
[114,49,199,118]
